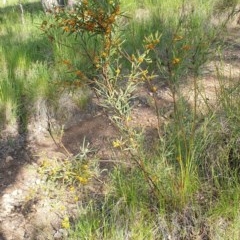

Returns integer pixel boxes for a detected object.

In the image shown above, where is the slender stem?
[19,1,25,24]
[46,111,71,157]
[127,150,164,202]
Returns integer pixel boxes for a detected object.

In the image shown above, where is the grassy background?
[0,0,51,128]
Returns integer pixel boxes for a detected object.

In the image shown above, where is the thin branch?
[46,110,71,157]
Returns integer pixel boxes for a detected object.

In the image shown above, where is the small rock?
[2,193,15,208]
[53,231,62,239]
[59,228,68,237]
[12,189,23,196]
[35,179,41,185]
[3,204,14,213]
[2,193,11,200]
[24,232,30,239]
[6,156,14,163]
[8,171,12,175]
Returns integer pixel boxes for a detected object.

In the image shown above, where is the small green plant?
[38,138,95,186]
[0,1,52,128]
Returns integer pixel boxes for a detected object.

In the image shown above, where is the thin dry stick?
[19,1,25,24]
[46,111,71,157]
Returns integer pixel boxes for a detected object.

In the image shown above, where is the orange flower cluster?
[42,1,122,85]
[61,59,87,86]
[172,57,180,65]
[182,44,191,51]
[55,2,121,36]
[145,39,160,50]
[173,34,183,41]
